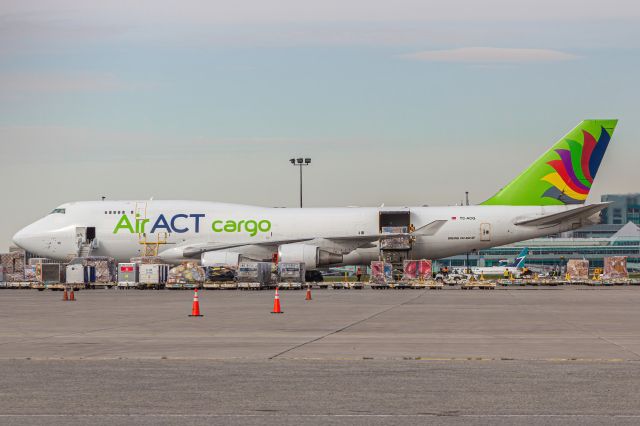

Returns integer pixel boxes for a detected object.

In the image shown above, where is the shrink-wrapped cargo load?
[417,260,432,279]
[168,262,205,284]
[206,266,236,282]
[81,257,116,283]
[402,259,432,281]
[24,266,37,282]
[566,259,589,280]
[1,250,25,281]
[603,256,628,279]
[402,260,419,280]
[370,261,392,285]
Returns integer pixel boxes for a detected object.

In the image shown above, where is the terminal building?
[439,222,640,271]
[600,193,640,225]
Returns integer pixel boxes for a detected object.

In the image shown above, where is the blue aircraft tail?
[510,248,529,268]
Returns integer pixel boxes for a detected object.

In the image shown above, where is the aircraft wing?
[179,219,448,258]
[514,203,609,227]
[181,238,313,258]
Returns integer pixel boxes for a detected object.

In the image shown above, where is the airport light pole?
[290,157,311,208]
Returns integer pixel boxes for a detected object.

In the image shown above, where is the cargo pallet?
[203,282,225,289]
[498,279,526,286]
[369,283,389,289]
[238,282,270,290]
[461,282,496,290]
[220,282,238,290]
[1,282,34,289]
[117,283,138,289]
[166,283,203,290]
[411,281,444,290]
[344,282,364,289]
[388,282,411,289]
[278,282,303,290]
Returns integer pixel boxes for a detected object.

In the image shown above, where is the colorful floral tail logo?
[541,127,611,204]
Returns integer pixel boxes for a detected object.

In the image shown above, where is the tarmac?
[1,287,640,425]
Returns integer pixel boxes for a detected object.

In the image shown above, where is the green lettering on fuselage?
[113,214,135,234]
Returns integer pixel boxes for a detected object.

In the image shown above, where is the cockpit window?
[50,208,66,214]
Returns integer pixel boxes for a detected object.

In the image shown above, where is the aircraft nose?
[12,227,30,250]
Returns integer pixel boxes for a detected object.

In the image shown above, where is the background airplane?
[470,248,529,276]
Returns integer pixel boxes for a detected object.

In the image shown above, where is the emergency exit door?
[480,223,492,241]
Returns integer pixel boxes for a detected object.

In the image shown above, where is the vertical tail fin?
[482,120,617,206]
[510,248,529,268]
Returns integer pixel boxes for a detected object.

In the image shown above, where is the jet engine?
[277,244,343,269]
[201,251,244,267]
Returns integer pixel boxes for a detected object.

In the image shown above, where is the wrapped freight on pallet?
[1,250,26,281]
[206,266,236,282]
[24,266,37,282]
[69,256,116,283]
[402,259,433,281]
[168,262,205,284]
[417,259,432,279]
[603,256,628,279]
[566,259,589,280]
[370,261,392,285]
[402,260,419,280]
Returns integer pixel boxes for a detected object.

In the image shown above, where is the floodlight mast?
[289,157,311,207]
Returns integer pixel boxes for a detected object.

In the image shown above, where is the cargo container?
[66,264,96,284]
[237,262,272,289]
[36,263,61,283]
[278,262,305,289]
[117,263,138,288]
[138,264,169,289]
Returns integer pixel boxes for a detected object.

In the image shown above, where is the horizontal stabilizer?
[514,203,609,227]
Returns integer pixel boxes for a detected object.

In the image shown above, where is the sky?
[1,0,640,250]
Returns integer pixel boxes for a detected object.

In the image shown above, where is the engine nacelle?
[277,244,343,269]
[201,251,243,267]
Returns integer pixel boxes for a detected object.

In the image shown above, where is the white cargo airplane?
[13,120,616,279]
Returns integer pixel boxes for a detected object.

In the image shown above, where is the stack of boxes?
[0,250,26,282]
[566,259,589,281]
[603,256,628,280]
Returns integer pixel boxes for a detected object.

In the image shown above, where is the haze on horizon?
[1,0,639,250]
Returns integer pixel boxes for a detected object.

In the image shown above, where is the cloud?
[401,47,578,63]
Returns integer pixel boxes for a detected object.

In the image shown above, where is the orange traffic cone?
[69,287,75,301]
[63,287,68,301]
[189,288,203,317]
[305,285,312,301]
[271,287,283,314]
